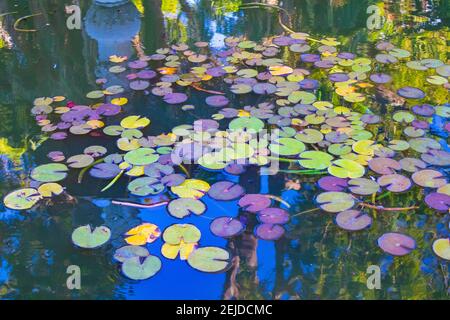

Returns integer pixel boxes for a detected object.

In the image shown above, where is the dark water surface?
[0,0,449,299]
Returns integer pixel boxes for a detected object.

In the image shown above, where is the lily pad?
[31,163,68,182]
[187,247,231,273]
[171,179,210,199]
[71,225,111,249]
[316,192,355,213]
[238,194,271,212]
[3,188,42,210]
[377,233,416,256]
[335,210,372,231]
[114,245,150,263]
[254,224,285,240]
[377,174,412,192]
[167,198,206,218]
[121,255,162,280]
[208,181,245,201]
[412,170,447,188]
[432,238,450,261]
[125,223,161,245]
[210,217,245,238]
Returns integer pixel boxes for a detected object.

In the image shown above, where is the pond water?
[0,0,449,300]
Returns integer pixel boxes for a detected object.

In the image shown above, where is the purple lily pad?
[130,80,150,91]
[412,104,435,116]
[205,95,229,107]
[378,233,416,256]
[161,174,186,187]
[317,176,348,191]
[253,83,277,95]
[47,151,65,162]
[96,103,121,116]
[424,192,450,212]
[335,210,372,231]
[254,224,285,241]
[257,208,290,224]
[89,163,121,179]
[397,87,425,99]
[137,70,157,79]
[370,73,392,84]
[128,60,148,69]
[210,217,245,238]
[163,93,188,104]
[206,67,226,77]
[329,73,349,82]
[377,174,412,192]
[208,181,245,201]
[224,163,246,175]
[50,132,67,140]
[238,194,271,212]
[300,54,320,63]
[299,79,319,90]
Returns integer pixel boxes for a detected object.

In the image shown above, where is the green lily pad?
[298,151,333,170]
[328,159,365,179]
[128,177,165,196]
[31,163,68,182]
[124,148,159,166]
[3,188,42,210]
[121,255,162,280]
[269,138,305,156]
[316,191,355,213]
[187,247,231,273]
[71,225,111,249]
[167,198,206,219]
[162,224,201,244]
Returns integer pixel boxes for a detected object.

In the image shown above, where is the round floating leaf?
[205,95,229,107]
[124,148,159,166]
[31,163,68,182]
[254,224,285,240]
[412,170,447,188]
[335,210,372,231]
[377,174,412,192]
[128,177,165,196]
[368,157,401,175]
[298,151,333,170]
[90,163,121,179]
[257,208,289,224]
[71,225,111,249]
[67,154,94,169]
[432,238,450,261]
[328,159,365,179]
[37,183,64,197]
[114,245,149,263]
[187,247,231,273]
[171,179,210,199]
[3,188,42,210]
[348,178,380,195]
[317,176,348,191]
[121,255,162,280]
[163,224,201,244]
[397,87,425,99]
[164,93,188,104]
[424,193,450,212]
[120,116,150,129]
[377,233,416,256]
[125,223,161,245]
[208,181,245,201]
[316,192,355,213]
[210,217,245,238]
[229,117,264,132]
[269,138,305,156]
[167,198,206,219]
[238,194,271,212]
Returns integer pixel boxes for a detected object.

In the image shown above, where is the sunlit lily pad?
[3,188,42,210]
[125,223,161,245]
[171,179,210,199]
[298,151,333,170]
[348,178,380,195]
[412,170,447,188]
[432,238,450,261]
[328,159,365,179]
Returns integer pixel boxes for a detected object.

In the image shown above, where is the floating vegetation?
[3,26,450,287]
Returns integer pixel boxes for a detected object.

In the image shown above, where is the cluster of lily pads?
[3,31,450,280]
